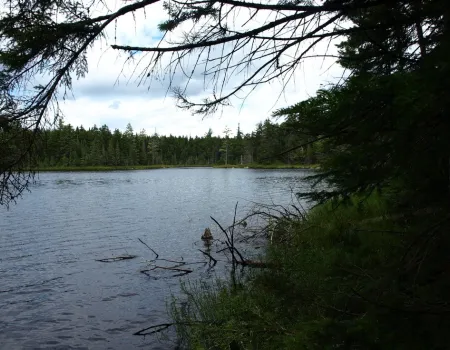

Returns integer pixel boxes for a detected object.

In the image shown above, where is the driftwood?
[141,266,193,277]
[138,238,203,278]
[96,255,137,263]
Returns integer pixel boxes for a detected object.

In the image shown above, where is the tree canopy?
[274,0,449,208]
[18,119,320,168]
[0,0,448,205]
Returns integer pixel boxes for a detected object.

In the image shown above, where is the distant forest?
[36,118,323,167]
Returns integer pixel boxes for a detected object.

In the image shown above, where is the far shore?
[34,164,319,172]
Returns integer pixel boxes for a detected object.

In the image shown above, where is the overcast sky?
[60,1,344,137]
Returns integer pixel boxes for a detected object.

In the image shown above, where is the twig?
[216,247,228,254]
[96,255,137,262]
[210,216,232,246]
[141,266,193,277]
[133,321,223,336]
[138,238,159,259]
[155,258,186,265]
[133,323,173,335]
[230,244,246,264]
[231,202,238,265]
[144,266,193,273]
[198,249,217,265]
[211,214,242,264]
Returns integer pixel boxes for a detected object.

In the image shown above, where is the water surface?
[0,168,312,349]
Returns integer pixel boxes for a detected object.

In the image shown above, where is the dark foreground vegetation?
[164,1,450,348]
[170,194,450,349]
[1,0,449,348]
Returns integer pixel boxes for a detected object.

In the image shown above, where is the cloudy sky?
[60,1,344,137]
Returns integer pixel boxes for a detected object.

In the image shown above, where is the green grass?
[213,163,320,169]
[170,193,450,349]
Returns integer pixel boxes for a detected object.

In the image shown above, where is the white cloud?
[60,0,345,137]
[108,100,121,109]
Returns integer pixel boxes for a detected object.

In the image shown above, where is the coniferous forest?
[35,119,322,168]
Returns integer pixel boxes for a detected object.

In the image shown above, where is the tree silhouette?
[0,0,445,204]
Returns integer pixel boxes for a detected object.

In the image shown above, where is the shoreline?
[34,164,319,172]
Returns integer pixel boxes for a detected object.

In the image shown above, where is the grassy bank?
[35,163,319,171]
[213,163,320,169]
[170,194,450,349]
[34,165,209,172]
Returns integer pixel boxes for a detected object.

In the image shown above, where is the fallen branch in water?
[138,238,208,279]
[141,265,193,277]
[211,213,247,265]
[138,238,159,259]
[133,321,223,336]
[134,323,174,335]
[133,320,286,336]
[198,249,217,266]
[154,257,185,265]
[145,266,193,273]
[96,255,137,263]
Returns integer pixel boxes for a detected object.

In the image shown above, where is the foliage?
[3,120,322,171]
[272,1,450,208]
[171,194,450,349]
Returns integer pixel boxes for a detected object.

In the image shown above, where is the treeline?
[35,119,324,167]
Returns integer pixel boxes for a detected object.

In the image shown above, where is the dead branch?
[198,249,218,266]
[133,321,224,336]
[96,255,137,263]
[138,241,208,278]
[211,215,245,264]
[212,208,266,267]
[141,266,193,277]
[182,261,209,266]
[133,323,174,336]
[144,266,193,273]
[138,238,159,259]
[146,257,186,265]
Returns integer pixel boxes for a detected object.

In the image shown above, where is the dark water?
[0,168,312,349]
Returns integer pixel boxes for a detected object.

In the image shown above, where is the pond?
[0,168,312,349]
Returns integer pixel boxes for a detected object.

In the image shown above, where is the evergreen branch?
[111,11,327,52]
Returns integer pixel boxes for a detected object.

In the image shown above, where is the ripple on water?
[0,168,311,349]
